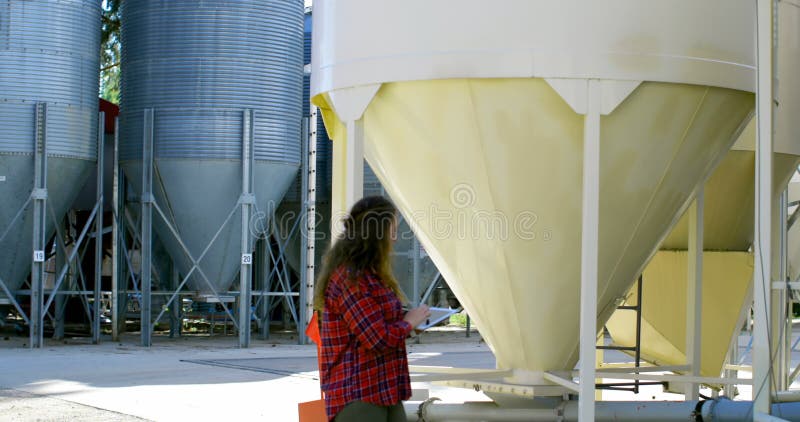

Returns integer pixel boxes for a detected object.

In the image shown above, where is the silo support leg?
[239,109,255,348]
[753,0,776,415]
[30,103,48,349]
[685,190,704,399]
[141,109,154,347]
[578,79,601,422]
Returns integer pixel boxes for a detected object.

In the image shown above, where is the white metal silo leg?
[239,109,255,349]
[141,109,154,348]
[754,0,776,416]
[345,119,365,211]
[579,79,601,421]
[327,85,379,237]
[685,190,704,400]
[93,112,105,345]
[30,102,48,349]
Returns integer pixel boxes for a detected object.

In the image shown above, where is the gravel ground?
[0,388,150,422]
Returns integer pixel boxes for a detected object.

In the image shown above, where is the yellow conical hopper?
[606,0,800,379]
[311,0,759,379]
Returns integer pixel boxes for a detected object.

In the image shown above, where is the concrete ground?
[0,328,491,421]
[0,326,792,421]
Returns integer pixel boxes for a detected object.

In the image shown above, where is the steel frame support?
[30,102,48,349]
[135,108,281,347]
[256,237,270,340]
[686,189,704,399]
[169,265,181,338]
[92,112,105,344]
[299,113,317,344]
[238,109,255,348]
[112,117,123,341]
[777,190,789,390]
[753,0,776,415]
[412,238,421,306]
[53,229,66,340]
[578,79,601,421]
[141,108,154,347]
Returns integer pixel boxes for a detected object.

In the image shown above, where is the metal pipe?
[404,400,800,422]
[755,412,790,422]
[404,402,559,422]
[774,390,800,403]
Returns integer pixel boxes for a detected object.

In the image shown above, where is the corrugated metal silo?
[0,0,100,303]
[119,0,304,296]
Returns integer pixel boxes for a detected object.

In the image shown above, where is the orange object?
[299,312,328,422]
[298,399,327,422]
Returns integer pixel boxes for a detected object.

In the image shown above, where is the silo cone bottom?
[314,78,754,374]
[120,159,297,296]
[0,155,94,299]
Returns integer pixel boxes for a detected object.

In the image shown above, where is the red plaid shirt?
[319,266,413,420]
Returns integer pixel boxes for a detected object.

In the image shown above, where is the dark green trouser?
[334,400,406,422]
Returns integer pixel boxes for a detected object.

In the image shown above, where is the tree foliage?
[100,0,121,103]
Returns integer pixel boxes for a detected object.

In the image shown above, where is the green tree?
[100,0,120,103]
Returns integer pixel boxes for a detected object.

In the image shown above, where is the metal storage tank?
[119,0,304,296]
[0,0,100,304]
[311,0,757,385]
[606,2,800,377]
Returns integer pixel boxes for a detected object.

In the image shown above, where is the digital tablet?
[415,307,460,330]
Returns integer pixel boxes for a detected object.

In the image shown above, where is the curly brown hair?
[313,196,407,310]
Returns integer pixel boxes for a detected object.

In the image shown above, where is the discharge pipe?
[404,399,800,421]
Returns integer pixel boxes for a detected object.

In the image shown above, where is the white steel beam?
[579,78,601,422]
[753,0,776,415]
[685,190,704,399]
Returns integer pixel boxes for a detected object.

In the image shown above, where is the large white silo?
[310,0,759,410]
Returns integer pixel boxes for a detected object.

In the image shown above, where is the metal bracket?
[30,188,47,200]
[238,193,256,205]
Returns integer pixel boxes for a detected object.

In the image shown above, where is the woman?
[315,196,431,421]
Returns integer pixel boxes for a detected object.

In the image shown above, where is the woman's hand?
[403,304,432,328]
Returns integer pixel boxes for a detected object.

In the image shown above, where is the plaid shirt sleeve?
[340,281,413,352]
